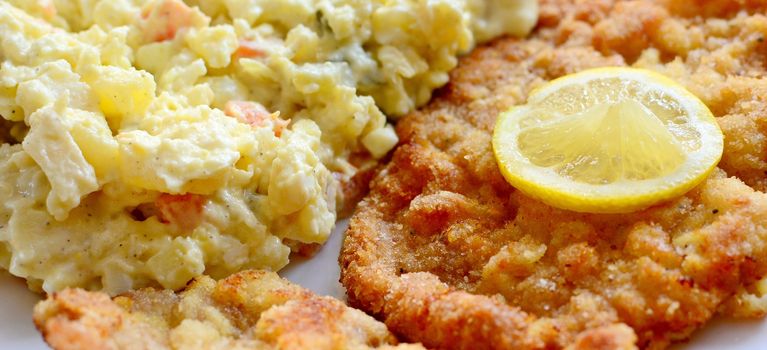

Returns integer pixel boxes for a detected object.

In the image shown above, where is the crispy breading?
[340,1,767,349]
[33,270,424,350]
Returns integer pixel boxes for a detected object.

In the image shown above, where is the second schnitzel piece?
[340,0,767,349]
[33,270,424,350]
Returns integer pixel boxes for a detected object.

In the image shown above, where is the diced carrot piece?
[224,101,270,124]
[155,193,205,230]
[224,101,290,137]
[235,40,266,58]
[41,1,57,19]
[141,0,195,42]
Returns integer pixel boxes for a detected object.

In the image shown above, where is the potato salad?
[0,0,537,294]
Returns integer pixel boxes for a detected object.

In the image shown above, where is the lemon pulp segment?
[519,99,687,184]
[493,67,723,213]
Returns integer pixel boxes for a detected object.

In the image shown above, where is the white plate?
[2,219,766,349]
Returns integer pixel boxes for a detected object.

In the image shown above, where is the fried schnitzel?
[340,0,767,349]
[33,270,424,350]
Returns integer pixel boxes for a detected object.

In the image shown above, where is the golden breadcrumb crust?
[33,270,424,350]
[340,0,767,349]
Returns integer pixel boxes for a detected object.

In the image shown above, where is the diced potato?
[186,26,238,69]
[15,61,97,120]
[285,25,319,62]
[135,41,176,76]
[63,108,119,180]
[117,106,249,194]
[22,105,99,220]
[0,86,24,122]
[362,124,398,159]
[85,65,156,129]
[267,119,334,243]
[159,59,206,93]
[147,237,205,289]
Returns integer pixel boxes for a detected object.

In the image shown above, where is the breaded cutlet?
[33,270,424,350]
[340,0,767,349]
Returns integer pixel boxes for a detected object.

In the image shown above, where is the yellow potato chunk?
[63,108,119,181]
[362,124,398,159]
[267,121,322,215]
[267,120,335,243]
[117,106,252,194]
[22,105,99,220]
[85,65,156,129]
[14,61,97,120]
[186,26,238,69]
[147,237,205,289]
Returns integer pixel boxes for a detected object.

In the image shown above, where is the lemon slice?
[492,67,723,213]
